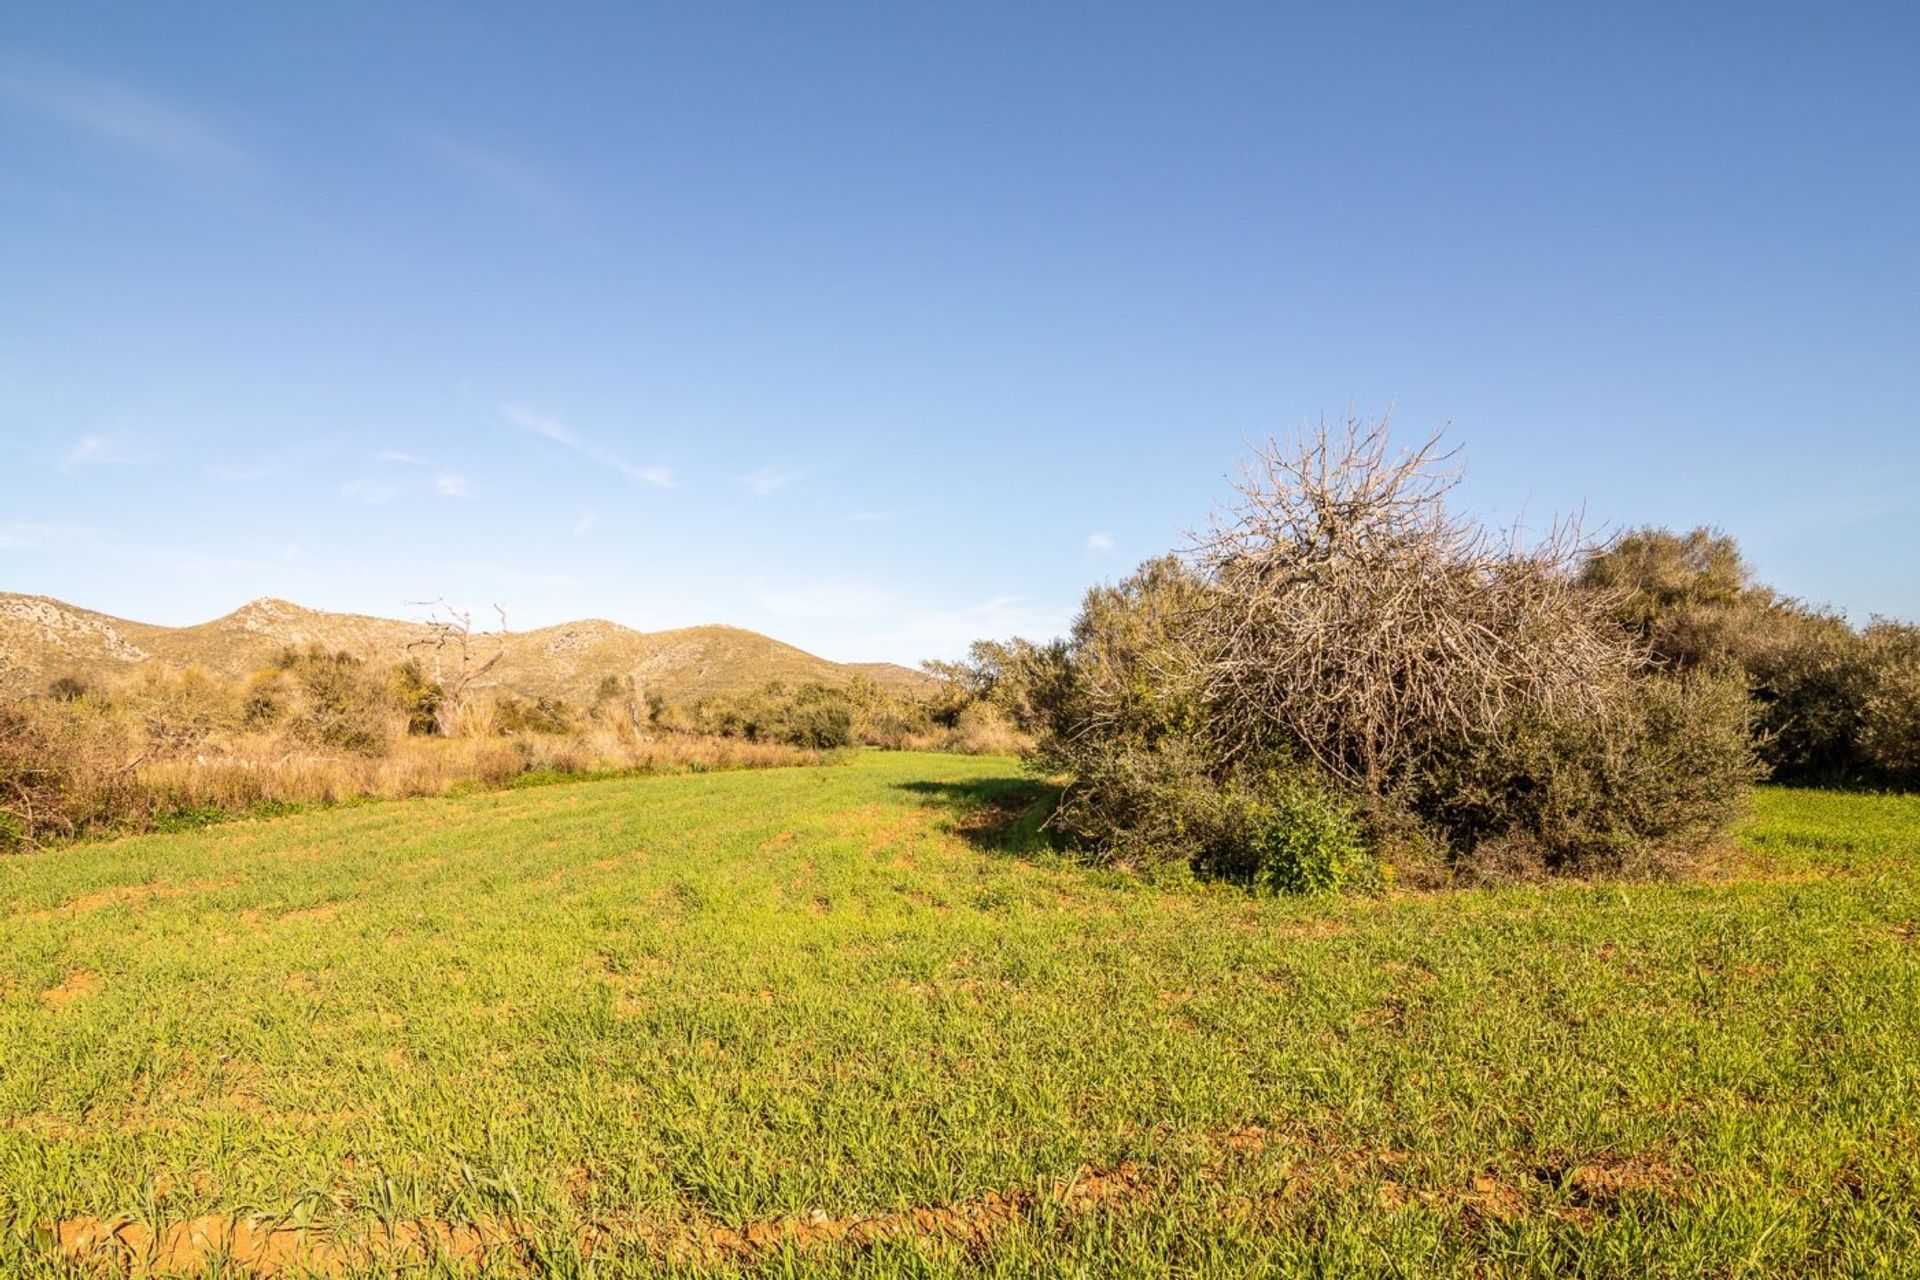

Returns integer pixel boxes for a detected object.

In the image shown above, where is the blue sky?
[3,3,1916,663]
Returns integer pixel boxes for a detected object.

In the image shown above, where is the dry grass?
[1,706,825,850]
[138,732,823,808]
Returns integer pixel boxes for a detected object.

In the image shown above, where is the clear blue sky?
[3,3,1916,663]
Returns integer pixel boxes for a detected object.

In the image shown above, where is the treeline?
[0,645,1016,850]
[604,674,1027,754]
[1581,527,1920,786]
[951,419,1919,892]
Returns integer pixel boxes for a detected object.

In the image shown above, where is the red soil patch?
[41,970,98,1010]
[52,1163,1155,1275]
[1563,1155,1685,1206]
[62,886,170,913]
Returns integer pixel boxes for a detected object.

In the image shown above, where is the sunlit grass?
[3,755,1916,1276]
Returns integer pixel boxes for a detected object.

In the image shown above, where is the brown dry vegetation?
[1,603,1028,849]
[0,692,826,850]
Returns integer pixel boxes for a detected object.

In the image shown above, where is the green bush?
[1581,526,1920,789]
[1050,734,1379,894]
[1422,670,1759,878]
[1230,779,1376,895]
[393,660,444,736]
[494,693,575,736]
[269,647,399,755]
[783,695,854,750]
[1861,621,1920,784]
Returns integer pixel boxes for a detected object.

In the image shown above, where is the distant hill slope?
[0,594,932,704]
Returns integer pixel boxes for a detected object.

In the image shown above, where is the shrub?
[1579,526,1920,788]
[1861,621,1920,784]
[271,647,400,755]
[783,690,855,750]
[0,700,144,849]
[1579,527,1759,671]
[1049,732,1220,873]
[948,702,1026,755]
[1420,670,1758,876]
[47,675,90,703]
[133,666,240,752]
[1025,418,1757,888]
[924,638,1057,734]
[1048,735,1380,894]
[1229,777,1376,895]
[494,693,575,736]
[394,660,444,735]
[1739,607,1874,781]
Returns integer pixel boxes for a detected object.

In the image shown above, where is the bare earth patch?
[41,970,98,1010]
[52,1162,1154,1275]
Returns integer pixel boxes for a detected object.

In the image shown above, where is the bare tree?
[407,600,508,736]
[1189,414,1637,791]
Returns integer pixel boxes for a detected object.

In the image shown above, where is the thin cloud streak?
[412,130,566,214]
[502,404,674,488]
[61,434,146,469]
[0,66,243,166]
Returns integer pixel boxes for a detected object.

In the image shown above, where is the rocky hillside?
[0,594,931,705]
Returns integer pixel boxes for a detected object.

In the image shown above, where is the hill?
[0,593,932,705]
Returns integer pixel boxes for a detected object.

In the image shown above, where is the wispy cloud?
[341,478,403,504]
[0,66,242,166]
[343,449,471,500]
[412,131,565,214]
[1086,531,1115,551]
[61,434,145,469]
[502,404,674,488]
[739,467,800,497]
[572,511,596,536]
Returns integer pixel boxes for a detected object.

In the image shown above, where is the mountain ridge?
[0,593,932,705]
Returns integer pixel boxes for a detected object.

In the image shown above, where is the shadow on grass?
[895,777,1064,856]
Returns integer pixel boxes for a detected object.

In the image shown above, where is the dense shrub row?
[670,676,1028,754]
[1582,527,1920,787]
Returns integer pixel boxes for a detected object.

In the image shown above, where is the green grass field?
[4,753,1918,1277]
